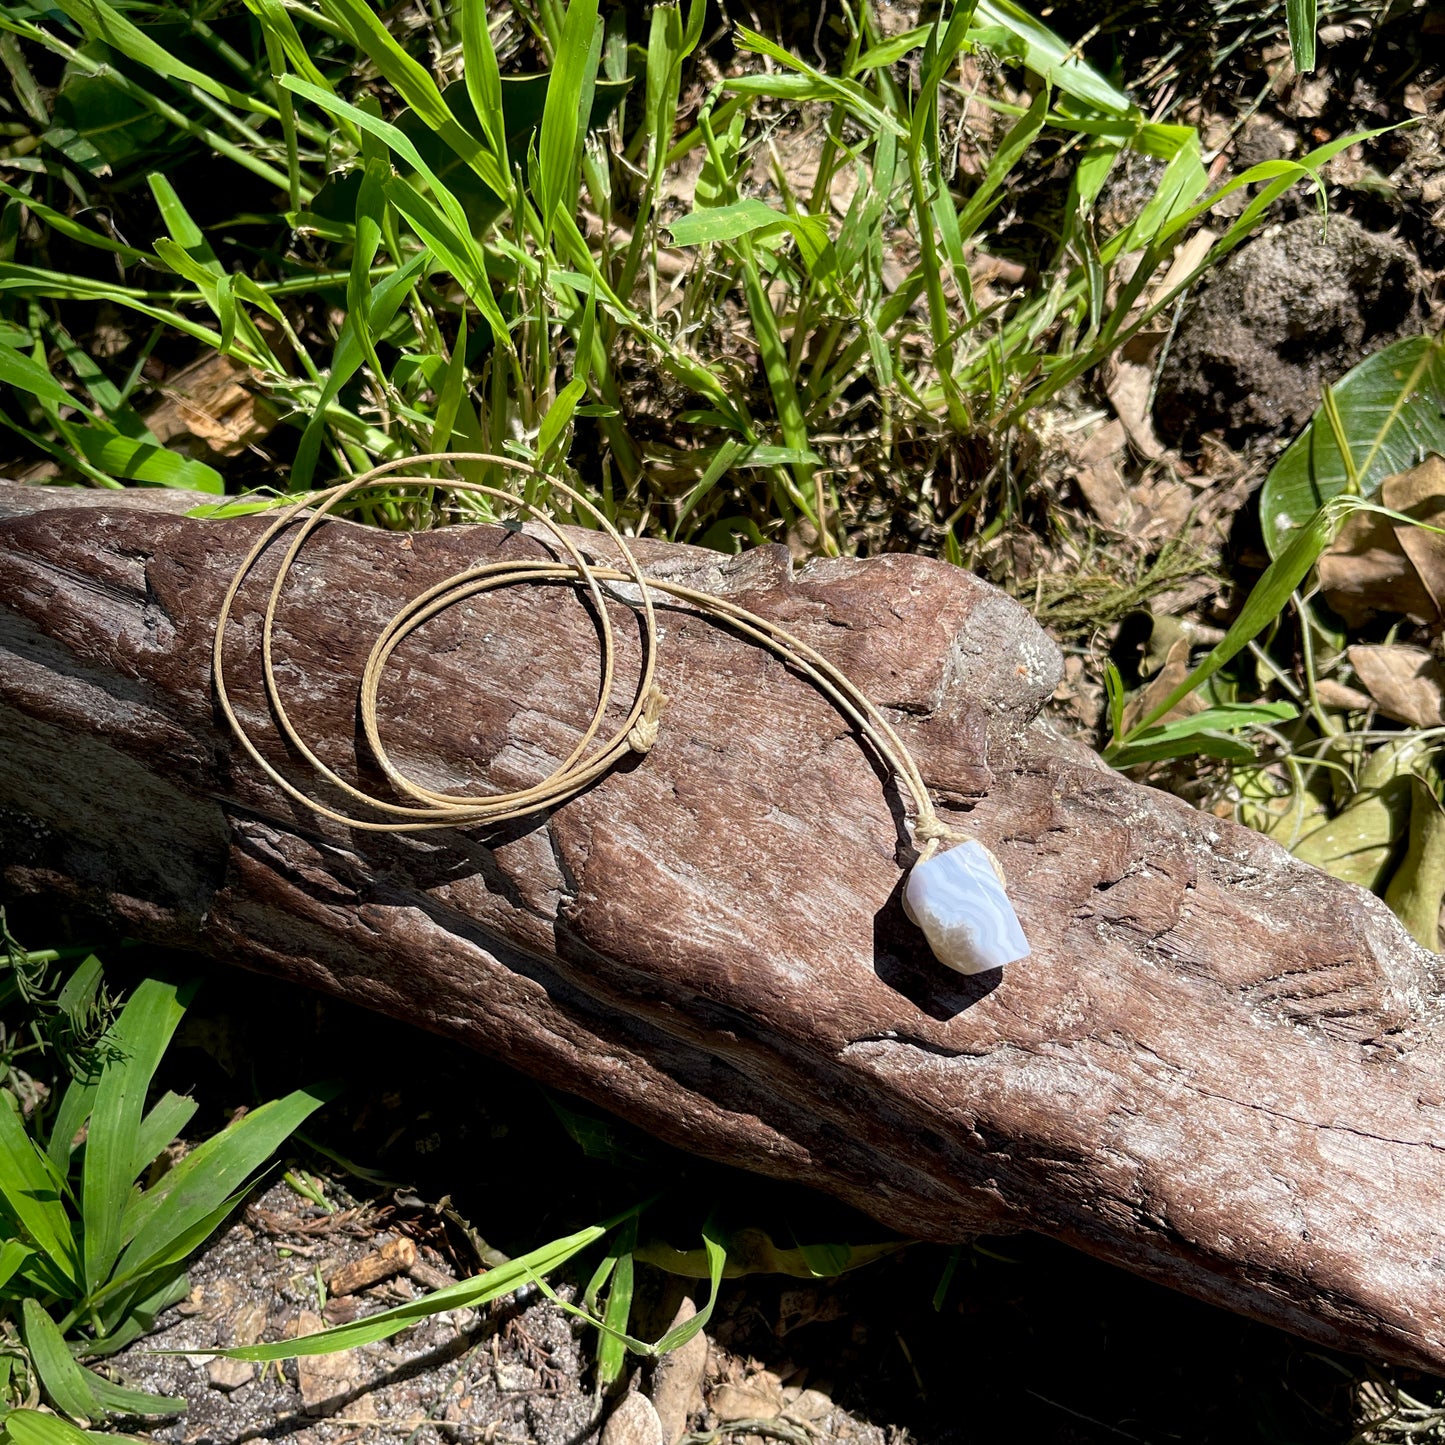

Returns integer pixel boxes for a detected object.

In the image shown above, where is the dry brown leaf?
[1318,507,1438,627]
[1314,678,1375,711]
[1347,643,1445,728]
[1317,457,1445,627]
[1103,357,1166,461]
[1385,455,1445,611]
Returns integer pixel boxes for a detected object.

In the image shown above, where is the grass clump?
[0,0,1356,558]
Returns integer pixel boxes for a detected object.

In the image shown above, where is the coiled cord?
[213,451,967,858]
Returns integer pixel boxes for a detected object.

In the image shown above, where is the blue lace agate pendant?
[903,840,1030,975]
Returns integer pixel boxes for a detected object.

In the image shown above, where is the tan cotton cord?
[212,451,974,859]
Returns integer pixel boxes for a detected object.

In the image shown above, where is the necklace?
[211,452,1028,975]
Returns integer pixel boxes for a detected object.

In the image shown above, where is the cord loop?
[212,452,962,855]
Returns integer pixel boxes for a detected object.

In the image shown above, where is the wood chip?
[143,352,278,458]
[326,1236,417,1296]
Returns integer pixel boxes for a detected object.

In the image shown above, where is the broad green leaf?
[209,1221,606,1359]
[1292,736,1426,890]
[667,197,827,258]
[1261,334,1445,557]
[47,1075,97,1177]
[131,1091,197,1178]
[21,1298,100,1424]
[81,978,188,1294]
[79,1366,185,1417]
[0,1238,32,1290]
[1104,703,1298,768]
[0,1092,78,1285]
[1383,775,1445,948]
[851,25,931,72]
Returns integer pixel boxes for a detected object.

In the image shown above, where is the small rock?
[601,1392,665,1445]
[782,1387,834,1423]
[711,1372,785,1423]
[293,1309,363,1414]
[648,1299,708,1445]
[206,1357,255,1392]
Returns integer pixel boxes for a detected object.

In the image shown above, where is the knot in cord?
[627,685,670,754]
[912,809,975,864]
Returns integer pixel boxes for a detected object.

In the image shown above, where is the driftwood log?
[3,480,1444,1370]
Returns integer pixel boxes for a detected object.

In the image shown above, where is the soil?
[1154,213,1429,446]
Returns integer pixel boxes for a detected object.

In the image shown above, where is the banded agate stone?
[902,839,1030,975]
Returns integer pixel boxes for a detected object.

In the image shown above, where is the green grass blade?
[80,979,188,1295]
[0,335,80,410]
[1122,504,1344,739]
[20,1298,101,1424]
[66,427,223,491]
[1286,0,1317,73]
[596,1217,635,1388]
[460,0,506,159]
[954,85,1047,243]
[974,0,1130,115]
[315,0,509,196]
[0,183,144,262]
[208,1222,608,1360]
[652,1225,725,1353]
[78,1366,185,1417]
[0,1091,79,1286]
[291,248,428,486]
[109,1084,333,1288]
[44,0,272,115]
[536,0,600,241]
[131,1092,197,1179]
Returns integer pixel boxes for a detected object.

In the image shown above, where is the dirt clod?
[1154,214,1428,448]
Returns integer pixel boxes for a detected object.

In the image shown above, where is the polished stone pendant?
[903,840,1030,975]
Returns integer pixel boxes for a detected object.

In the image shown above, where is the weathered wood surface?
[3,479,1445,1369]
